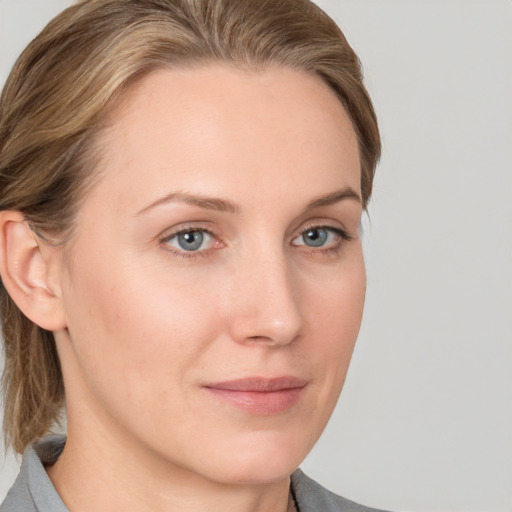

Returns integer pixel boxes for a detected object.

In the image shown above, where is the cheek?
[302,254,366,394]
[308,252,365,334]
[61,246,225,409]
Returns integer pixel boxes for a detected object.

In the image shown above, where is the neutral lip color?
[202,376,308,415]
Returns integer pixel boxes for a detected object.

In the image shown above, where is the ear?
[0,211,67,331]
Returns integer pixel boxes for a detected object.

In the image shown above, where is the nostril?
[246,335,277,343]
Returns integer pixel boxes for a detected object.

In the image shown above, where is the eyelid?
[293,221,353,241]
[159,221,217,242]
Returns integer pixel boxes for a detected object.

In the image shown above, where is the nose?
[227,250,304,347]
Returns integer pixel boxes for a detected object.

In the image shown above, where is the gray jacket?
[1,436,388,512]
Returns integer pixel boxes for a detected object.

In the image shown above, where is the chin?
[191,431,315,486]
[204,458,299,486]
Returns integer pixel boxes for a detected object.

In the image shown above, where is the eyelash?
[293,224,353,257]
[159,224,353,260]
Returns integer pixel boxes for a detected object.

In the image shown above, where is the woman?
[0,0,382,510]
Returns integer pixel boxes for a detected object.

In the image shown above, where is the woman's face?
[55,65,365,484]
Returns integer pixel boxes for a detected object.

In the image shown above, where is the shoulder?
[0,452,36,512]
[0,436,68,512]
[292,469,391,512]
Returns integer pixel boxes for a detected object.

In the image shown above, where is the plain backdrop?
[1,1,511,511]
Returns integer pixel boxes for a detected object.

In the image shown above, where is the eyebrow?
[136,187,361,216]
[136,192,240,216]
[305,188,361,211]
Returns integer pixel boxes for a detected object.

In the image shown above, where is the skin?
[17,65,365,511]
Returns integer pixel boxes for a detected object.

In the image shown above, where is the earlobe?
[0,211,67,331]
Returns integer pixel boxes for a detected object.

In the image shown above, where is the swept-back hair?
[0,0,380,453]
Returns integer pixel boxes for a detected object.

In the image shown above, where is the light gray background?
[1,1,511,511]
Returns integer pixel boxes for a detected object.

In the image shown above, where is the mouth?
[202,376,308,415]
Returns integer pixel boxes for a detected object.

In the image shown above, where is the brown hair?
[0,0,380,453]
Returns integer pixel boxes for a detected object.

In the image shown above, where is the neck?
[47,420,292,512]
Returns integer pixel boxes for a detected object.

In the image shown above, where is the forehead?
[91,64,361,213]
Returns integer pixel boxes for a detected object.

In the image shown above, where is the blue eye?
[302,228,329,247]
[177,231,204,251]
[164,229,214,252]
[292,226,349,249]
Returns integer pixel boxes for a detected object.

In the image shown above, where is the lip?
[202,376,308,415]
